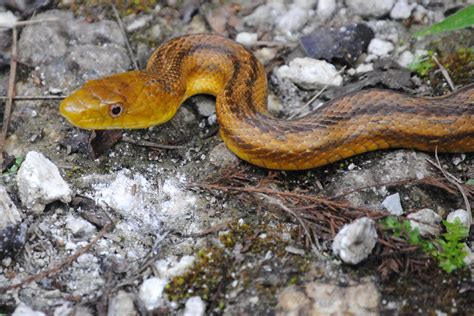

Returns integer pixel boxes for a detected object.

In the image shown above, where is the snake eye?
[108,103,124,118]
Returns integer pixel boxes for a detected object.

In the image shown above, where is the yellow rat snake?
[60,34,474,170]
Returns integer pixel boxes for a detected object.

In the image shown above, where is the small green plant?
[3,156,24,174]
[382,216,468,273]
[408,51,435,77]
[414,4,474,37]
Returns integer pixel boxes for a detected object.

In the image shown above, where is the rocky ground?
[0,0,473,315]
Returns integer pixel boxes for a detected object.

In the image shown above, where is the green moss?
[164,221,311,308]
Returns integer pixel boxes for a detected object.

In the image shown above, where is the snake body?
[60,34,474,170]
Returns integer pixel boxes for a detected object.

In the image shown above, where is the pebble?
[332,217,378,264]
[16,151,72,214]
[154,255,195,279]
[183,296,206,316]
[0,185,21,229]
[235,32,258,47]
[108,290,137,316]
[382,193,404,215]
[209,142,239,169]
[407,208,441,236]
[446,209,471,229]
[254,47,277,65]
[316,0,337,19]
[452,154,466,166]
[276,57,343,90]
[368,38,395,56]
[300,23,374,66]
[193,95,216,117]
[149,24,162,40]
[65,215,97,238]
[397,50,414,68]
[126,15,153,32]
[0,11,18,28]
[138,277,168,311]
[12,303,46,316]
[276,5,309,35]
[390,0,416,19]
[346,0,395,17]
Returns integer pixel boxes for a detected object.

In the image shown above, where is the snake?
[60,34,474,170]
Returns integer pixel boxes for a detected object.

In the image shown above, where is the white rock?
[355,63,374,74]
[368,38,395,57]
[277,5,309,35]
[332,217,378,264]
[138,277,168,311]
[463,244,474,266]
[235,32,258,47]
[0,11,18,28]
[255,47,277,65]
[452,154,466,166]
[193,95,216,117]
[155,255,195,279]
[0,185,21,229]
[397,50,414,68]
[390,0,416,20]
[126,15,153,32]
[407,208,441,236]
[16,151,72,214]
[346,0,395,17]
[276,57,343,90]
[12,303,46,316]
[382,193,404,215]
[65,215,97,238]
[183,296,206,316]
[108,290,137,316]
[446,209,471,229]
[317,0,337,19]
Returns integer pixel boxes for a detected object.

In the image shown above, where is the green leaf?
[414,5,474,37]
[467,179,474,186]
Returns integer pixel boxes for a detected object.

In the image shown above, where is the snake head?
[60,71,182,130]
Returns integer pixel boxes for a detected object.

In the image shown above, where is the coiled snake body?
[60,34,474,170]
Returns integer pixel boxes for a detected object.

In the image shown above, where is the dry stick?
[0,17,59,28]
[121,135,183,150]
[431,55,455,91]
[427,150,472,224]
[0,95,67,101]
[0,27,18,166]
[0,222,113,293]
[111,4,139,70]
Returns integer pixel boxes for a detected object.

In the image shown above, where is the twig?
[0,222,113,293]
[0,17,59,28]
[0,95,67,101]
[429,149,471,224]
[121,135,183,150]
[111,3,139,70]
[0,27,17,166]
[431,55,455,91]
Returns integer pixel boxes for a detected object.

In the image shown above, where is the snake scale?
[60,34,474,170]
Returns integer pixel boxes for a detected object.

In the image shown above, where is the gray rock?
[235,32,258,47]
[346,0,395,17]
[18,10,129,92]
[193,95,216,117]
[327,151,433,209]
[65,215,97,238]
[0,185,21,230]
[397,50,414,68]
[209,142,239,168]
[382,193,404,215]
[407,208,441,236]
[332,217,377,264]
[108,290,137,316]
[184,296,206,316]
[278,281,380,315]
[300,23,374,66]
[16,151,72,214]
[275,57,343,90]
[446,209,471,229]
[276,4,310,35]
